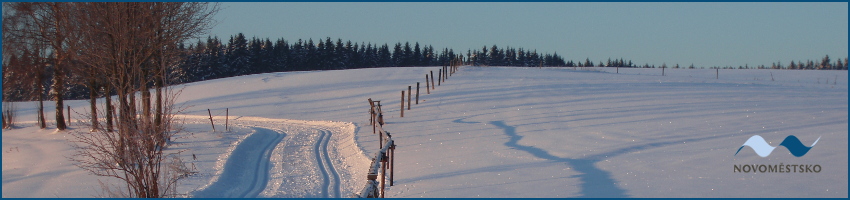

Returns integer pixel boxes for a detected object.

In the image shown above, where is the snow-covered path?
[175,115,364,198]
[191,127,284,198]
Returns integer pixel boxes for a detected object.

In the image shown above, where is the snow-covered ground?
[3,66,847,198]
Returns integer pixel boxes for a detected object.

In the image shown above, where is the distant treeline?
[439,45,847,71]
[3,31,846,101]
[175,33,569,83]
[176,33,848,84]
[611,55,848,70]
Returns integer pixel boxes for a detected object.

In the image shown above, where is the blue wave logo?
[735,135,820,157]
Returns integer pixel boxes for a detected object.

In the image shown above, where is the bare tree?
[67,2,218,198]
[3,3,50,129]
[4,2,77,130]
[6,2,218,196]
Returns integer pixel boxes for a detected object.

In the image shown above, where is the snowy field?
[2,66,847,198]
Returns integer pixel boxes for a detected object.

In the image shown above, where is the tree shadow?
[489,120,627,198]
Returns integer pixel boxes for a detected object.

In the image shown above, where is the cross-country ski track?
[315,130,342,198]
[181,115,361,198]
[191,126,284,198]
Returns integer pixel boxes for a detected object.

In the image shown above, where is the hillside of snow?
[3,66,847,198]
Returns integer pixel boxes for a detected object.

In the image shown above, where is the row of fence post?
[357,60,462,198]
[357,99,396,198]
[586,66,723,79]
[205,108,230,132]
[357,60,461,198]
[401,59,461,117]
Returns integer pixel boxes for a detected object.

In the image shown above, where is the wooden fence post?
[208,109,216,132]
[438,69,441,86]
[431,71,435,90]
[407,86,411,110]
[377,101,383,125]
[67,106,71,125]
[416,82,420,104]
[390,144,395,186]
[225,108,229,132]
[454,61,458,74]
[400,91,404,118]
[426,75,430,94]
[369,99,376,133]
[444,66,448,81]
[381,155,386,198]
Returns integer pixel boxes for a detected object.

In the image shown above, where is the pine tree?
[821,55,831,70]
[489,45,501,66]
[274,39,289,71]
[413,42,422,66]
[845,57,848,70]
[402,42,412,66]
[306,39,317,70]
[226,33,249,75]
[392,43,403,66]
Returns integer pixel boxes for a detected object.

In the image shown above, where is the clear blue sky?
[208,2,848,68]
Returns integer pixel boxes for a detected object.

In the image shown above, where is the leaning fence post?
[416,82,420,104]
[400,91,404,118]
[208,109,216,132]
[431,71,435,90]
[426,75,430,94]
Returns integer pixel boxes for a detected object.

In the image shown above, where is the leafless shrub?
[69,88,187,198]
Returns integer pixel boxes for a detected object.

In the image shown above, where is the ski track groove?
[191,126,284,198]
[314,130,342,198]
[241,127,285,198]
[322,130,342,198]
